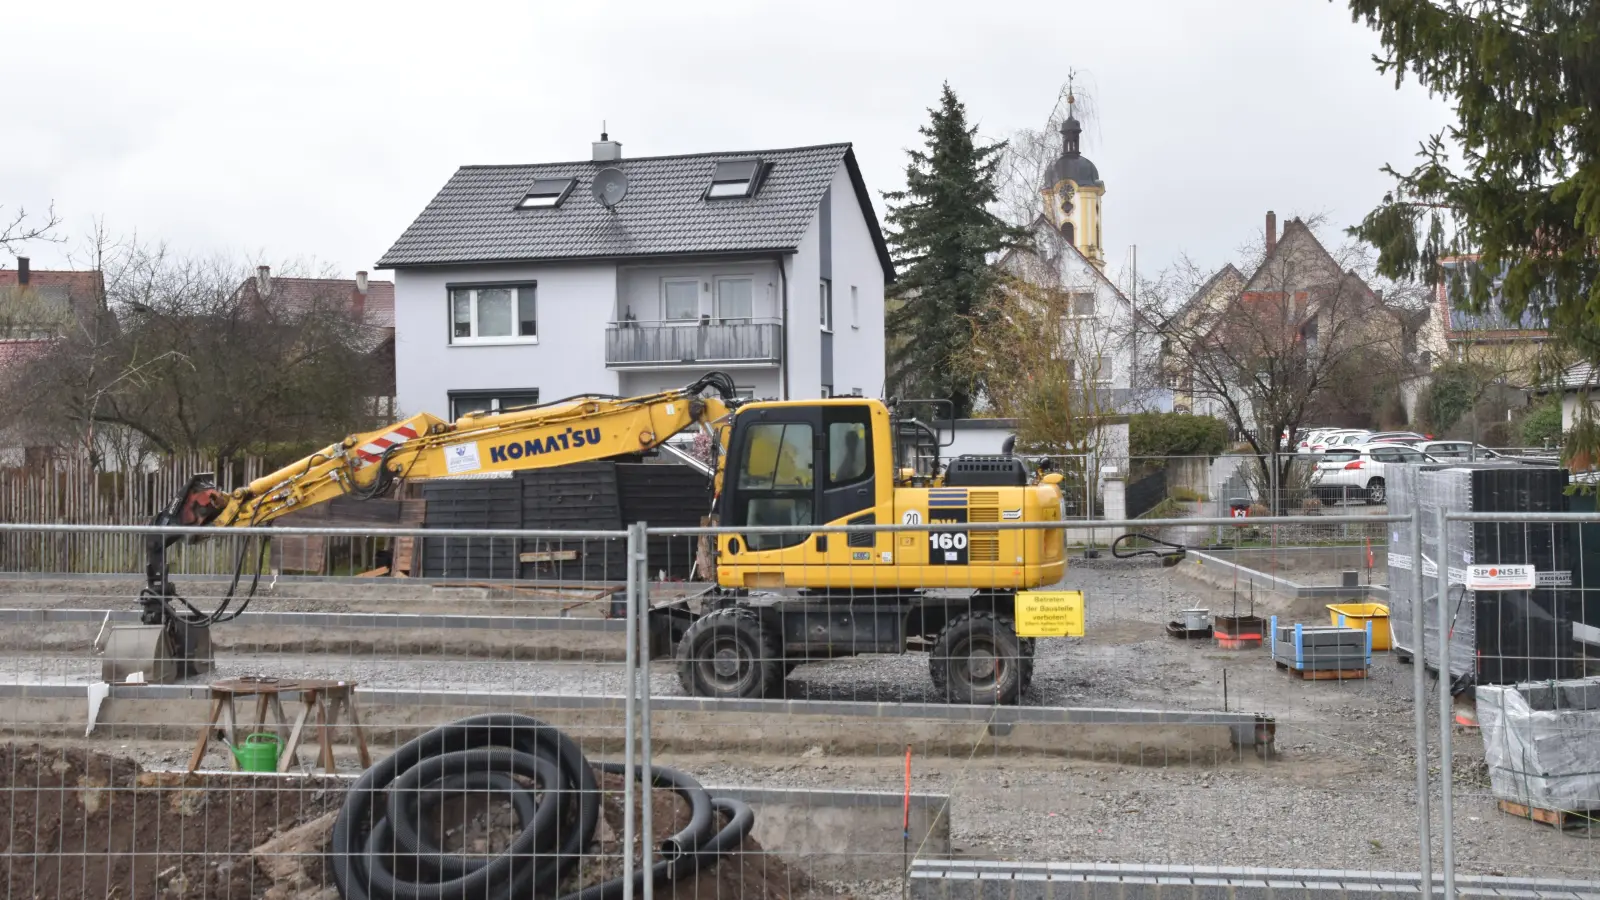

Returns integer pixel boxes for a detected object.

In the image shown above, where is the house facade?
[1161,213,1408,437]
[379,137,892,419]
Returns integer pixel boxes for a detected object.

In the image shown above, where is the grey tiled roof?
[378,142,893,277]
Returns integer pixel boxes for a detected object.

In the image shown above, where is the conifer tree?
[1344,2,1600,362]
[883,84,1025,417]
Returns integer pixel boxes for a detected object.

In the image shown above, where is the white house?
[378,136,893,419]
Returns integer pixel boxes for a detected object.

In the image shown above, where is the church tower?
[1041,92,1105,268]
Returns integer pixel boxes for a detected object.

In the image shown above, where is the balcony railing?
[604,318,783,368]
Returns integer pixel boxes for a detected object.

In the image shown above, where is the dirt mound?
[0,743,343,899]
[0,744,820,899]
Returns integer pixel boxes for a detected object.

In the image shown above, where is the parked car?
[1295,428,1338,453]
[1415,440,1500,461]
[1365,431,1431,445]
[1311,442,1437,505]
[1310,430,1372,452]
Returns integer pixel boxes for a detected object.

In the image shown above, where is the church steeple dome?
[1061,113,1082,158]
[1040,85,1107,269]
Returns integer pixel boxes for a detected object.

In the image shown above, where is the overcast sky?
[5,0,1451,289]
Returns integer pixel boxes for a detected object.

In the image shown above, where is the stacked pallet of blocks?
[1268,615,1372,680]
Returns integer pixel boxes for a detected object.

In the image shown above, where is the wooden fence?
[0,455,271,576]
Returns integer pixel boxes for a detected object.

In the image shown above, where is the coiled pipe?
[331,713,755,900]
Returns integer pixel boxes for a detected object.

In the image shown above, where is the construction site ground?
[0,557,1591,895]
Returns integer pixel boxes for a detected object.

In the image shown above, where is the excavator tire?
[676,607,781,700]
[929,611,1024,705]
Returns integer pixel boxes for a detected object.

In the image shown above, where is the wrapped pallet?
[1478,677,1600,812]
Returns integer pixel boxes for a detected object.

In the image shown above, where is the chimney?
[256,265,271,296]
[16,256,28,286]
[1265,211,1277,255]
[351,271,369,319]
[592,131,622,163]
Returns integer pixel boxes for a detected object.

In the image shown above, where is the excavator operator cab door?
[718,401,888,578]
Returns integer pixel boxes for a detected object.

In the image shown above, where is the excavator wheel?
[929,611,1024,705]
[676,607,782,700]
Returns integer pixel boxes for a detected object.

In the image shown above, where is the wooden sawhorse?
[187,676,371,774]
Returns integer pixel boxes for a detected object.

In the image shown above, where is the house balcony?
[604,318,783,369]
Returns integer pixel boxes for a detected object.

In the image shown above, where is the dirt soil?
[0,743,344,900]
[0,743,816,900]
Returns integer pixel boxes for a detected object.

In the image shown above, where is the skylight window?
[705,159,763,199]
[517,178,576,209]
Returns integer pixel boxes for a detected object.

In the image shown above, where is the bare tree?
[0,204,62,256]
[0,234,387,465]
[1150,215,1412,511]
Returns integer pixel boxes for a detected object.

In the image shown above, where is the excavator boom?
[139,372,738,631]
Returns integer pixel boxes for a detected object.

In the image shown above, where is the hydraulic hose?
[1111,532,1188,566]
[331,713,755,900]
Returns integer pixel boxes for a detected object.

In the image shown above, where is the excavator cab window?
[735,421,815,550]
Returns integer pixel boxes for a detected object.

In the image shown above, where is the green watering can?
[231,733,280,772]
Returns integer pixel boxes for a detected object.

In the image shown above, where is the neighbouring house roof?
[1560,361,1596,391]
[0,266,105,335]
[234,271,397,371]
[1164,263,1246,330]
[1438,256,1549,337]
[378,142,894,280]
[245,275,395,329]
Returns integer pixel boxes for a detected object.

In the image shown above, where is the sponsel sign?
[1465,564,1536,591]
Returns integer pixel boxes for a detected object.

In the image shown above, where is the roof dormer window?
[705,159,763,199]
[517,178,576,209]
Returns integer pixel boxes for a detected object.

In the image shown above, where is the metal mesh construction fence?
[0,500,1597,898]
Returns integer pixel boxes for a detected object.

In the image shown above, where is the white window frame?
[714,275,755,323]
[662,277,701,323]
[448,284,538,345]
[1092,353,1113,386]
[850,285,859,329]
[820,279,833,332]
[1069,291,1096,319]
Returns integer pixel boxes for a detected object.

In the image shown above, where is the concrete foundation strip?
[1185,552,1389,602]
[0,682,1273,748]
[909,861,1600,900]
[0,608,627,631]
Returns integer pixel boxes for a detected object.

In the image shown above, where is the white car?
[1311,442,1436,505]
[1295,428,1337,453]
[1414,440,1500,461]
[1308,430,1372,453]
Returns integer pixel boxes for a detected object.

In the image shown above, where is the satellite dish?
[592,167,629,208]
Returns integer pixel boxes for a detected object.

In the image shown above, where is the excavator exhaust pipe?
[99,615,213,685]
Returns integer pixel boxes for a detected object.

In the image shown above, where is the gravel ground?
[5,558,1595,882]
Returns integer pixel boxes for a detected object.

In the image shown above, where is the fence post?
[1410,505,1431,893]
[622,522,641,899]
[1435,504,1455,900]
[633,519,655,900]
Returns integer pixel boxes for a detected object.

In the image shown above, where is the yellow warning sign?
[1015,590,1085,638]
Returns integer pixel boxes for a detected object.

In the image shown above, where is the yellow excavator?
[139,372,1070,703]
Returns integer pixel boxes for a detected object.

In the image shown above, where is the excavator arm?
[140,372,738,624]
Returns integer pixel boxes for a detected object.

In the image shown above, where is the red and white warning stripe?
[353,424,420,467]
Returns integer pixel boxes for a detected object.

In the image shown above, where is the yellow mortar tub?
[1327,602,1392,651]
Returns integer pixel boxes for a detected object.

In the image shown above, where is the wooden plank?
[1285,666,1370,680]
[1498,799,1596,830]
[187,696,225,774]
[518,550,579,563]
